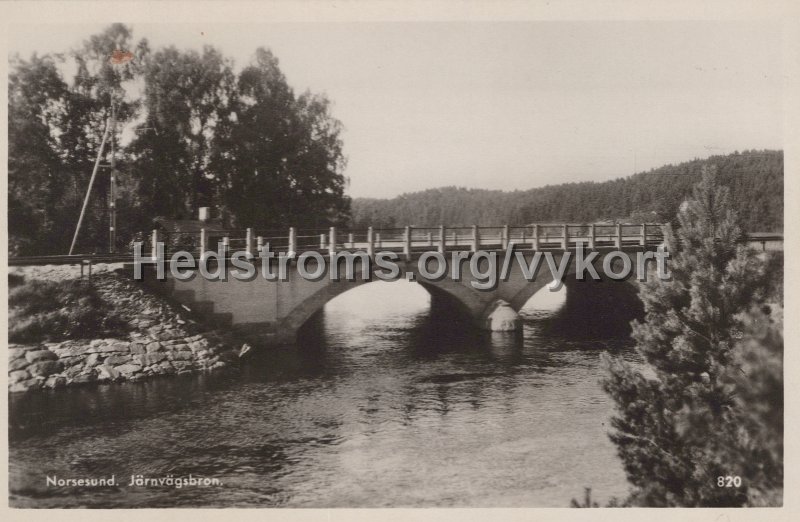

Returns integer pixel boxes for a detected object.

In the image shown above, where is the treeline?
[351,150,783,231]
[9,24,350,256]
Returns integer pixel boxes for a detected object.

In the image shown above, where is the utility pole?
[108,101,117,253]
[69,115,111,255]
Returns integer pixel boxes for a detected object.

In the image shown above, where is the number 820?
[717,476,742,487]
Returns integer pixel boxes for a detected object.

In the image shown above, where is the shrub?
[8,279,128,343]
[8,272,25,288]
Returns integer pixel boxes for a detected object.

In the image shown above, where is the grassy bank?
[9,277,129,343]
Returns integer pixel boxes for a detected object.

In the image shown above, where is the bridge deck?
[8,225,782,266]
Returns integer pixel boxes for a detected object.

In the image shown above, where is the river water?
[9,281,635,508]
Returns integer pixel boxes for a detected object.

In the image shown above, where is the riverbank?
[8,264,242,393]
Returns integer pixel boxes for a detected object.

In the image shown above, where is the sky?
[8,21,784,199]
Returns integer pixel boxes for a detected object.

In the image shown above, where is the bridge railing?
[12,225,788,266]
[143,222,668,260]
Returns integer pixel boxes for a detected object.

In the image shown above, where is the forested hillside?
[350,150,783,231]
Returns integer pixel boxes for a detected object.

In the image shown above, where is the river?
[9,281,635,508]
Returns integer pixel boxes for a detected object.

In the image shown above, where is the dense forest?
[350,150,783,232]
[9,24,350,256]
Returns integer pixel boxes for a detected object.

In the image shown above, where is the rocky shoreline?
[8,264,243,393]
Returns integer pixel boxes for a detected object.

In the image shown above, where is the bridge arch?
[275,278,372,343]
[139,246,657,346]
[277,277,492,343]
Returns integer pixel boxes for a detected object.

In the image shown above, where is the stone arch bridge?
[134,223,677,345]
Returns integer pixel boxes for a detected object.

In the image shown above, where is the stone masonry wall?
[8,265,241,393]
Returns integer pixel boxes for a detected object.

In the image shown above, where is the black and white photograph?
[3,0,795,516]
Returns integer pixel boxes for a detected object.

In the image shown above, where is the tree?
[61,24,147,251]
[212,48,350,230]
[8,54,70,254]
[9,25,353,255]
[601,166,782,506]
[129,45,235,221]
[8,24,147,254]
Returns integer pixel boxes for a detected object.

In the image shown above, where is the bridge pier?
[483,300,521,331]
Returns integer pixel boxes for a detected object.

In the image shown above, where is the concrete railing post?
[151,229,159,260]
[502,225,509,250]
[615,223,622,249]
[532,224,539,250]
[329,226,337,256]
[640,223,647,246]
[288,227,297,255]
[199,228,207,260]
[319,233,326,250]
[589,223,596,250]
[257,236,264,253]
[246,228,253,255]
[427,232,433,247]
[520,229,526,246]
[562,224,569,250]
[376,232,382,248]
[367,227,375,257]
[222,236,230,258]
[348,232,354,249]
[439,225,446,254]
[404,226,412,260]
[472,225,480,253]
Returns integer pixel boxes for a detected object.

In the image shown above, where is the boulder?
[157,330,180,341]
[172,361,192,372]
[189,339,209,353]
[28,360,64,377]
[25,350,58,364]
[60,356,85,367]
[115,364,143,376]
[9,370,31,384]
[135,352,166,366]
[105,355,131,365]
[84,352,101,368]
[171,351,194,361]
[64,365,85,378]
[105,343,130,353]
[52,344,88,358]
[96,364,120,381]
[72,373,96,385]
[218,351,238,363]
[9,358,29,372]
[10,378,41,392]
[148,325,164,335]
[129,342,146,355]
[44,375,68,389]
[145,342,162,353]
[9,348,28,360]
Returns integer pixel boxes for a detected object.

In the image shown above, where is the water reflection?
[10,280,635,508]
